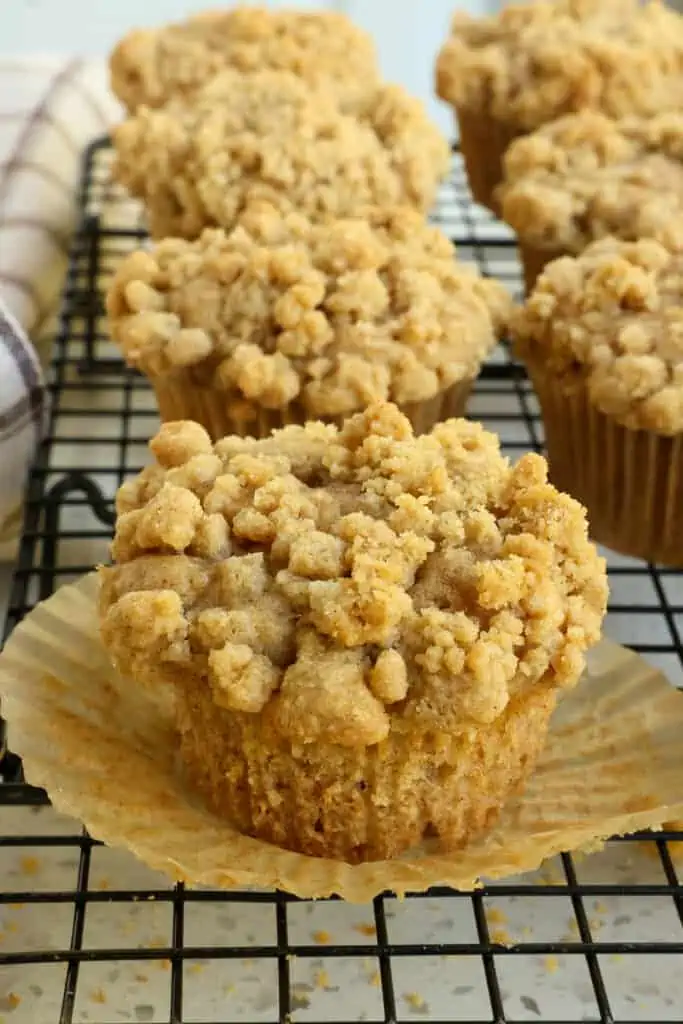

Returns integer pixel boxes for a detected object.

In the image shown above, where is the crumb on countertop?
[354,923,377,937]
[403,992,428,1013]
[485,906,508,925]
[313,968,330,990]
[490,927,512,946]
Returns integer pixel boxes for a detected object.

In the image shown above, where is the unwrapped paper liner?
[1,573,683,903]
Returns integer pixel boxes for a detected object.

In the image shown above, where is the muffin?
[512,237,683,566]
[113,68,450,240]
[435,0,683,213]
[110,6,379,115]
[99,403,607,862]
[106,203,510,439]
[500,110,683,292]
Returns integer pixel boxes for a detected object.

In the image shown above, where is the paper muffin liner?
[456,108,518,214]
[517,242,569,294]
[150,371,474,441]
[3,575,683,900]
[530,370,683,566]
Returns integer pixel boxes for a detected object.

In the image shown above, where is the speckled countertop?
[1,799,682,1023]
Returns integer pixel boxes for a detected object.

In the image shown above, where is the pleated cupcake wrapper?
[517,242,569,294]
[151,373,473,441]
[1,573,683,902]
[456,108,519,214]
[531,371,683,566]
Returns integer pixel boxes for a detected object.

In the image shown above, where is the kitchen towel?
[0,58,119,558]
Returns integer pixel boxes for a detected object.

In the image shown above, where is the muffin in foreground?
[500,110,683,291]
[113,68,450,240]
[99,404,607,862]
[435,0,683,212]
[512,238,683,566]
[110,6,379,115]
[106,204,510,439]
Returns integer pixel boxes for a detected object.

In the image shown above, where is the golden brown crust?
[100,404,607,751]
[112,69,450,239]
[177,680,556,861]
[110,6,379,114]
[436,0,683,132]
[106,204,509,416]
[500,110,683,253]
[511,237,683,435]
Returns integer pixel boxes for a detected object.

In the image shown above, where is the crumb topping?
[106,204,510,415]
[500,110,683,252]
[436,0,683,131]
[511,237,683,434]
[110,6,379,114]
[100,404,607,747]
[112,68,450,239]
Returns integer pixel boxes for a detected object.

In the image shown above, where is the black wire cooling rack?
[0,139,682,1024]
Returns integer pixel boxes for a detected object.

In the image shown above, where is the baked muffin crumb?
[500,110,683,252]
[436,0,683,131]
[107,205,510,418]
[113,68,450,239]
[110,6,380,114]
[511,238,683,434]
[100,405,607,745]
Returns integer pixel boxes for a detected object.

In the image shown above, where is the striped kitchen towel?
[0,58,120,558]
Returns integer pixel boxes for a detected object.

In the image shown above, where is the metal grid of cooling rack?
[0,139,682,1024]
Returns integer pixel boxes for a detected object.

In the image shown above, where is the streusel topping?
[436,0,683,131]
[512,238,683,434]
[107,204,509,415]
[100,405,607,747]
[113,69,449,239]
[500,111,683,252]
[110,6,379,114]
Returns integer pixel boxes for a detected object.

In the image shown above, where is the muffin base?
[518,242,568,294]
[177,682,556,863]
[530,370,683,566]
[151,372,474,440]
[457,108,519,214]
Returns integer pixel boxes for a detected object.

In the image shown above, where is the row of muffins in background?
[437,0,683,567]
[106,7,509,438]
[103,1,683,574]
[104,1,683,570]
[436,0,683,278]
[95,5,611,863]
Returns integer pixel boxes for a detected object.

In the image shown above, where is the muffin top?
[107,204,510,418]
[100,404,607,747]
[436,0,683,131]
[113,69,450,239]
[110,6,379,114]
[511,238,683,435]
[500,111,683,253]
